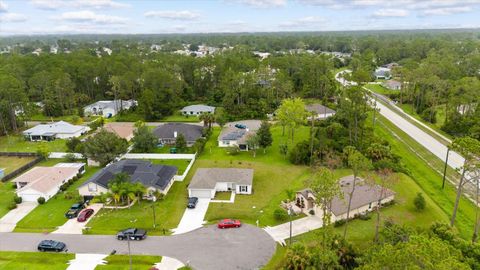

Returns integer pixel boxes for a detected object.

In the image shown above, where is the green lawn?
[147,145,196,154]
[163,112,200,123]
[96,255,161,270]
[149,159,191,175]
[0,251,74,270]
[398,103,449,137]
[0,156,36,174]
[214,191,232,200]
[364,83,398,96]
[28,114,98,123]
[0,181,15,219]
[112,111,200,123]
[15,163,100,233]
[0,135,67,152]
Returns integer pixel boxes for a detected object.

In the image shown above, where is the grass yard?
[0,251,74,270]
[214,191,232,200]
[364,83,398,96]
[148,145,196,154]
[96,255,161,270]
[0,156,36,175]
[163,112,200,123]
[150,159,191,175]
[0,135,67,152]
[15,163,100,233]
[28,113,97,123]
[0,181,15,219]
[397,103,449,136]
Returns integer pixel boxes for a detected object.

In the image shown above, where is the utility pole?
[152,201,157,229]
[288,206,293,245]
[442,147,450,189]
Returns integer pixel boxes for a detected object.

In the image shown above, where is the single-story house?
[188,168,254,199]
[374,67,392,80]
[23,121,88,141]
[181,104,215,116]
[218,120,262,150]
[152,123,203,146]
[78,159,178,200]
[296,175,395,222]
[83,100,136,118]
[305,104,336,120]
[103,122,135,141]
[382,80,402,90]
[12,163,85,202]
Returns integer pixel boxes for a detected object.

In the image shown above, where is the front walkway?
[263,215,323,245]
[66,254,108,270]
[172,198,210,235]
[0,202,37,232]
[52,203,103,234]
[154,256,185,270]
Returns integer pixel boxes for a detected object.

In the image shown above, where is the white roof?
[23,121,85,136]
[83,100,136,111]
[181,104,215,112]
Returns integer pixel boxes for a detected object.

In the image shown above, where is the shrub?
[334,219,346,227]
[226,146,240,155]
[7,201,17,210]
[274,208,288,221]
[358,213,371,220]
[414,192,426,211]
[309,209,315,215]
[37,197,46,204]
[13,195,22,204]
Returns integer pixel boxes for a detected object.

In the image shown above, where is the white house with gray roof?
[181,104,215,116]
[188,168,254,198]
[23,121,88,141]
[83,100,136,118]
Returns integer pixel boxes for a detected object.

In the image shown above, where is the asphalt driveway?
[0,224,276,270]
[172,198,210,235]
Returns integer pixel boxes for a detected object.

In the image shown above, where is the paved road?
[0,224,276,270]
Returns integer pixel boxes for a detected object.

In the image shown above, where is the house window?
[368,202,372,209]
[223,141,230,145]
[239,185,248,192]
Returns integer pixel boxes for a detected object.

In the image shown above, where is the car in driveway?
[187,197,198,209]
[37,240,66,252]
[218,219,242,229]
[65,202,85,219]
[77,208,94,222]
[117,228,147,240]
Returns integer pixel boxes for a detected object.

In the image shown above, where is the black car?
[65,202,85,219]
[37,240,66,252]
[117,228,147,241]
[187,197,198,209]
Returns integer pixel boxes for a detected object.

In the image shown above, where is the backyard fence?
[0,152,43,182]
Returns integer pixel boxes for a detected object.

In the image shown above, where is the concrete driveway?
[0,224,276,270]
[264,215,323,245]
[172,198,210,235]
[0,202,37,232]
[53,204,103,234]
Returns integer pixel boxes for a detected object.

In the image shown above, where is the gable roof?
[189,168,254,189]
[181,104,215,113]
[80,159,177,191]
[153,123,203,142]
[218,120,262,143]
[305,104,336,115]
[297,175,395,216]
[83,100,136,111]
[23,121,86,136]
[103,122,135,140]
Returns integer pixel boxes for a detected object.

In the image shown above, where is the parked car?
[77,208,94,222]
[65,202,85,219]
[218,219,242,229]
[37,240,66,252]
[187,197,198,209]
[235,124,247,129]
[117,228,147,240]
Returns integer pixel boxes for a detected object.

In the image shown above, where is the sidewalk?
[263,215,323,245]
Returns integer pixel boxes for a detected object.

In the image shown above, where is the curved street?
[0,224,276,270]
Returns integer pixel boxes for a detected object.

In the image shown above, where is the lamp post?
[152,195,157,229]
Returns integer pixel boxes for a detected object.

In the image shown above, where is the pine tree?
[257,120,273,153]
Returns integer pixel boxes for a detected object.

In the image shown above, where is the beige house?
[296,175,395,221]
[188,168,254,198]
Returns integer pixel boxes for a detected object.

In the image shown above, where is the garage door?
[19,193,40,202]
[189,189,212,198]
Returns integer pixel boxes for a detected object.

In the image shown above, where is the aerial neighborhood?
[1,8,480,269]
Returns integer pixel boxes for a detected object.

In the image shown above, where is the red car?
[217,219,241,229]
[77,208,94,222]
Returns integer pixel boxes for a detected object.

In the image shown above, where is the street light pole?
[442,147,451,189]
[152,203,156,229]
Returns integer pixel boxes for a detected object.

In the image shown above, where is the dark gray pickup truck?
[116,228,147,240]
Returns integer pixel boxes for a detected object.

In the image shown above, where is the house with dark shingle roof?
[78,159,177,199]
[188,168,254,198]
[305,104,336,120]
[296,175,395,221]
[218,120,262,150]
[152,123,204,146]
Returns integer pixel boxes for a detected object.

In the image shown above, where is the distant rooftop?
[23,121,85,136]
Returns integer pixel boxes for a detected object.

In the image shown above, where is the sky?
[0,0,479,35]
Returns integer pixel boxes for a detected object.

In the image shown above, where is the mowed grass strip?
[0,251,74,270]
[0,135,67,152]
[96,255,162,270]
[0,156,36,174]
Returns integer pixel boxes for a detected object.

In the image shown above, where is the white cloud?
[144,10,200,20]
[0,13,27,22]
[279,16,325,28]
[0,1,7,12]
[30,0,129,10]
[373,8,409,17]
[236,0,286,8]
[58,10,129,24]
[423,6,472,15]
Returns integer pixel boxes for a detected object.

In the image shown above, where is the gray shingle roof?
[23,121,85,136]
[80,159,177,191]
[189,168,254,189]
[305,104,336,115]
[153,123,203,142]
